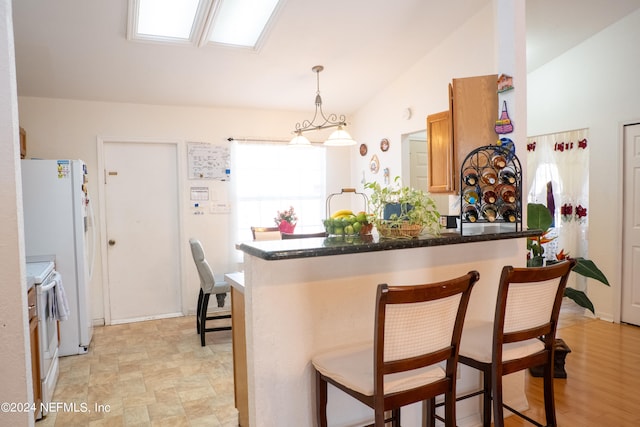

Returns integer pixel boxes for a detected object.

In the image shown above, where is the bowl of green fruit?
[323,210,373,236]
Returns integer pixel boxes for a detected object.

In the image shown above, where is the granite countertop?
[237,228,542,261]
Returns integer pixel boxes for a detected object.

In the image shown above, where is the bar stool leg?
[196,288,203,333]
[200,292,210,347]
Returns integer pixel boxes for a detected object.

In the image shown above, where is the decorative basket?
[376,222,423,239]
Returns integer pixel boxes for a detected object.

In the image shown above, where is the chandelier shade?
[289,65,356,146]
[324,126,355,146]
[288,132,312,146]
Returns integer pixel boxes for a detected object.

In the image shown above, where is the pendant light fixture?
[289,65,356,146]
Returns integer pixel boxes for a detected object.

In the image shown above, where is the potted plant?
[527,202,610,313]
[275,206,297,234]
[527,202,610,378]
[365,177,441,238]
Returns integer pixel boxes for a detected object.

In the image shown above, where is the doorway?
[401,130,428,192]
[99,139,183,324]
[622,123,640,326]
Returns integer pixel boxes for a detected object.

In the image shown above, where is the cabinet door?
[28,288,42,420]
[427,110,453,193]
[452,74,498,183]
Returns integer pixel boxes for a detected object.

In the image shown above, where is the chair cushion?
[460,320,545,363]
[312,342,446,397]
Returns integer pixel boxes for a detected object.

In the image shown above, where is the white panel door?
[409,138,429,192]
[622,123,640,326]
[104,141,182,323]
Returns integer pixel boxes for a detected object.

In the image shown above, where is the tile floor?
[38,315,237,427]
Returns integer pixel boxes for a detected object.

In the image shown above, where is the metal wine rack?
[459,144,523,235]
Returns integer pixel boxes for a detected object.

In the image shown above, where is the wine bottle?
[499,167,517,185]
[462,188,479,205]
[498,184,516,203]
[481,203,498,222]
[463,204,479,223]
[481,168,498,185]
[463,169,479,186]
[482,186,497,204]
[491,153,507,170]
[499,203,518,222]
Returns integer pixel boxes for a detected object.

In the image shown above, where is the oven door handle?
[40,278,57,292]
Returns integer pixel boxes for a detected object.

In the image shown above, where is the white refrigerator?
[21,159,94,357]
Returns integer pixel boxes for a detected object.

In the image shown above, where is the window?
[232,142,326,243]
[128,0,282,49]
[526,129,590,264]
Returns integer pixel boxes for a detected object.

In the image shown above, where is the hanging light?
[289,65,356,146]
[325,126,355,146]
[288,131,312,146]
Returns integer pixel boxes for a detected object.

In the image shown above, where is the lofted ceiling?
[11,0,640,115]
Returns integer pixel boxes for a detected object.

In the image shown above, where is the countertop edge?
[238,229,542,261]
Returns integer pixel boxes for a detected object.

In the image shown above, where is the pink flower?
[275,206,297,226]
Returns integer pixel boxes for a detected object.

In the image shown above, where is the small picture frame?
[359,143,368,156]
[370,155,380,174]
[380,138,390,152]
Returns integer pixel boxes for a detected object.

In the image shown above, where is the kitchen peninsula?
[230,229,539,426]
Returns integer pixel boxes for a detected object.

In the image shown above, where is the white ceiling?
[11,0,640,115]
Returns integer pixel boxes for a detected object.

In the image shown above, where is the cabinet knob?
[108,239,116,246]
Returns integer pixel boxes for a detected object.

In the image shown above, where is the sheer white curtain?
[527,129,589,262]
[229,140,326,262]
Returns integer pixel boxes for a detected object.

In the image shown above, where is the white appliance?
[22,159,94,357]
[25,260,59,418]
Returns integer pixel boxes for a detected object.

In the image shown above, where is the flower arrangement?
[275,206,297,226]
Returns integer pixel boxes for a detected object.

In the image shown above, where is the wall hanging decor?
[359,143,368,156]
[370,154,380,174]
[497,74,514,92]
[380,138,390,152]
[495,101,514,134]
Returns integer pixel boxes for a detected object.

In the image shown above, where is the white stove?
[26,260,59,419]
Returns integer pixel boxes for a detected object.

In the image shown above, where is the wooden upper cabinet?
[426,74,498,193]
[451,74,498,186]
[20,127,26,159]
[427,110,453,193]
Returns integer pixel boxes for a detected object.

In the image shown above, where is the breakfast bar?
[230,229,539,427]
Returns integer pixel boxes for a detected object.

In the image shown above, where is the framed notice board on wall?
[187,142,230,180]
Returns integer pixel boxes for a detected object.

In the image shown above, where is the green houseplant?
[527,203,610,314]
[365,177,441,238]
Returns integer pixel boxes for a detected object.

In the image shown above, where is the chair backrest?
[189,238,215,293]
[495,260,576,348]
[251,226,281,241]
[281,231,327,239]
[374,271,479,394]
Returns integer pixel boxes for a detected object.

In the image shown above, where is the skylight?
[136,0,200,40]
[208,0,281,48]
[128,0,282,49]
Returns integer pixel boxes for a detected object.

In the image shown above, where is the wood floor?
[37,307,640,426]
[502,316,640,427]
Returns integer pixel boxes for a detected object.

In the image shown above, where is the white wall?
[17,97,351,323]
[0,0,34,425]
[527,8,640,321]
[350,3,500,213]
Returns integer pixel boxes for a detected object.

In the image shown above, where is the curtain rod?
[227,137,323,145]
[527,127,589,139]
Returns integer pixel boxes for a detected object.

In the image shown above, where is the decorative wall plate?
[359,143,368,156]
[370,154,380,174]
[380,138,390,152]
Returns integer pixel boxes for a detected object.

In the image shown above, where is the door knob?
[108,239,116,246]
